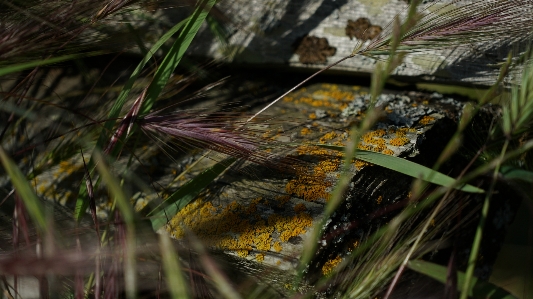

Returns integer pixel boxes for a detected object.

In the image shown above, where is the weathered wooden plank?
[163,83,464,273]
[171,0,521,85]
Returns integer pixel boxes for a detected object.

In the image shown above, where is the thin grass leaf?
[0,146,49,235]
[141,0,217,115]
[315,145,484,193]
[159,233,191,299]
[502,51,533,137]
[408,260,518,299]
[74,18,189,221]
[93,151,136,299]
[149,157,235,231]
[76,0,216,221]
[0,51,104,77]
[500,165,533,182]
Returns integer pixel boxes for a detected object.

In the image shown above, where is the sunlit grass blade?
[140,0,217,115]
[149,157,235,231]
[159,233,191,299]
[0,51,104,77]
[408,260,518,299]
[315,145,484,193]
[0,146,49,235]
[93,150,136,299]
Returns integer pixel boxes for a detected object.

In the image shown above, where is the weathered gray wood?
[170,0,519,85]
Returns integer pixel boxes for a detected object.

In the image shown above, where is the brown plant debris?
[345,18,382,40]
[293,35,336,64]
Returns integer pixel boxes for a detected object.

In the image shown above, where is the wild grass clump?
[0,0,532,298]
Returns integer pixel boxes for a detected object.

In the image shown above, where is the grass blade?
[159,233,191,299]
[500,165,533,182]
[315,145,484,193]
[93,151,136,299]
[0,51,104,77]
[74,18,189,221]
[76,0,216,221]
[0,146,48,235]
[149,157,235,231]
[140,0,217,115]
[408,260,518,299]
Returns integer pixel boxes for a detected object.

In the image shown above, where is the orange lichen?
[288,145,344,201]
[273,242,283,252]
[382,149,394,155]
[357,144,373,151]
[322,255,343,276]
[309,113,317,120]
[389,137,410,146]
[418,115,435,125]
[268,213,313,242]
[395,128,409,137]
[354,159,370,170]
[167,196,314,258]
[319,131,338,144]
[301,127,312,135]
[376,195,383,205]
[285,178,330,202]
[314,160,340,174]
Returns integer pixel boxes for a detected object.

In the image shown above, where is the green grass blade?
[74,18,188,221]
[315,145,484,193]
[159,233,191,299]
[0,51,105,77]
[500,165,533,182]
[0,146,49,235]
[94,151,137,299]
[408,260,518,299]
[140,0,217,115]
[149,157,235,231]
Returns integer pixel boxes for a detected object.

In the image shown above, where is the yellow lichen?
[268,213,313,242]
[322,255,343,276]
[256,253,265,262]
[300,127,312,135]
[389,137,410,146]
[376,195,383,205]
[382,149,394,155]
[354,159,370,170]
[418,115,435,125]
[273,242,283,252]
[167,195,314,258]
[319,131,337,144]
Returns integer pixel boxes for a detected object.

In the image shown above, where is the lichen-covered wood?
[163,83,465,272]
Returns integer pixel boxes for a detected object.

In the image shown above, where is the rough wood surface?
[165,0,517,85]
[162,83,464,272]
